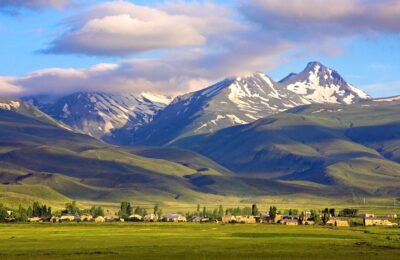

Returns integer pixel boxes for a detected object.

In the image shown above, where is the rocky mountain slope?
[24,92,172,139]
[281,62,370,104]
[116,62,370,146]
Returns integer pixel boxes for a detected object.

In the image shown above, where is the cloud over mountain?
[42,1,239,56]
[1,0,400,97]
[240,0,400,38]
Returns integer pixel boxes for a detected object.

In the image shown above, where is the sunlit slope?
[173,102,400,196]
[0,101,232,205]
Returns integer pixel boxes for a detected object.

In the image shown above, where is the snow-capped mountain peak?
[25,92,172,139]
[281,62,370,104]
[122,72,311,146]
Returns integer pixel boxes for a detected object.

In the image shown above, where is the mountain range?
[24,92,172,139]
[1,61,399,208]
[112,62,370,146]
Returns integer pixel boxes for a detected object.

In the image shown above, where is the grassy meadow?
[0,223,399,259]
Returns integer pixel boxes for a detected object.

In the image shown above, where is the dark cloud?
[240,0,400,40]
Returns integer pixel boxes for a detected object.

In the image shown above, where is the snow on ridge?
[373,95,400,102]
[141,92,172,105]
[284,62,369,104]
[347,84,370,99]
[0,100,21,111]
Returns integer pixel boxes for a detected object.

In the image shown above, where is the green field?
[0,223,399,259]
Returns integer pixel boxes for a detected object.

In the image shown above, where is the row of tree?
[118,202,162,220]
[0,200,364,223]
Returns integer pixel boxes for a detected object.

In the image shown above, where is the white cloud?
[43,1,240,56]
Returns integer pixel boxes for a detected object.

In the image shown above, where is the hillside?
[0,99,237,207]
[172,100,400,196]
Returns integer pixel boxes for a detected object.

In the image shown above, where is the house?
[164,214,187,222]
[95,216,105,223]
[51,216,60,223]
[235,215,257,224]
[40,217,51,222]
[28,217,41,223]
[105,215,119,222]
[326,217,349,227]
[129,214,143,221]
[144,214,159,222]
[192,216,210,223]
[191,216,202,222]
[80,214,93,222]
[302,219,315,225]
[222,215,236,224]
[364,216,398,226]
[388,213,398,219]
[201,217,210,222]
[279,215,299,225]
[281,219,299,225]
[364,213,375,218]
[260,213,282,223]
[60,215,75,222]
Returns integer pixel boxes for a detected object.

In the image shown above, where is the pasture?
[0,223,399,259]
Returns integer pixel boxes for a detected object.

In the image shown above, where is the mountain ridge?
[114,62,370,146]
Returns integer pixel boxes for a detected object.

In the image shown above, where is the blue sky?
[0,0,399,97]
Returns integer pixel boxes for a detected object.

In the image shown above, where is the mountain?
[114,62,369,146]
[280,61,370,104]
[1,97,399,207]
[24,92,172,139]
[172,100,400,196]
[0,97,73,131]
[0,99,239,207]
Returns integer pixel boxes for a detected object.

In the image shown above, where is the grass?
[0,223,399,259]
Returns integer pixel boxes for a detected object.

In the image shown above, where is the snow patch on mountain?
[282,62,370,104]
[28,92,172,139]
[372,95,400,102]
[0,100,20,111]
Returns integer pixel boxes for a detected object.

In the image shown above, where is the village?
[0,201,399,228]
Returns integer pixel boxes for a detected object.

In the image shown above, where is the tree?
[89,206,104,217]
[15,205,28,222]
[197,204,200,214]
[153,204,159,215]
[322,211,330,224]
[269,206,277,222]
[218,205,224,219]
[202,206,206,217]
[251,204,259,216]
[339,208,358,217]
[119,201,132,219]
[65,201,79,215]
[0,204,8,222]
[329,208,335,217]
[310,210,321,224]
[157,209,163,219]
[134,206,147,217]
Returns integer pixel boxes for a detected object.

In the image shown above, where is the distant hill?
[0,99,237,207]
[172,100,400,196]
